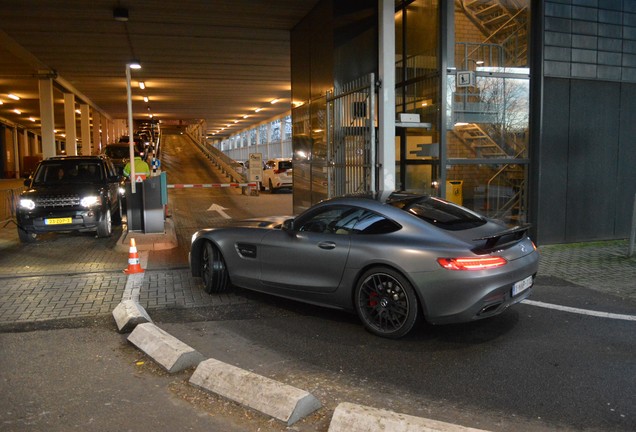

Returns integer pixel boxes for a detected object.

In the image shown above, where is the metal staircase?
[457,0,529,66]
[453,123,507,158]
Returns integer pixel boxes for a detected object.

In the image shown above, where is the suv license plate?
[512,275,533,296]
[45,217,72,225]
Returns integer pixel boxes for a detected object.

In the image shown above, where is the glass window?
[296,205,400,235]
[389,195,486,230]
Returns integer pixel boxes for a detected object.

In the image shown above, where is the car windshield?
[33,161,104,184]
[390,196,486,230]
[104,146,130,159]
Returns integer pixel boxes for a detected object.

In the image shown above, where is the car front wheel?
[17,227,36,243]
[200,241,230,293]
[96,208,112,238]
[354,267,419,339]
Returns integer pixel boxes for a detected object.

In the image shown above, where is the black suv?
[17,155,123,242]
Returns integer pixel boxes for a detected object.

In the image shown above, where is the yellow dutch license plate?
[45,217,72,225]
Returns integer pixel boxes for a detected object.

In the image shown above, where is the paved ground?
[2,175,635,325]
[2,175,635,432]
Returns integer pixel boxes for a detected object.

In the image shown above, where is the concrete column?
[378,0,396,192]
[92,111,102,153]
[38,77,56,159]
[12,127,19,178]
[64,92,77,155]
[80,103,91,155]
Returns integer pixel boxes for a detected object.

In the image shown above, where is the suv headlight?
[80,195,100,207]
[19,198,36,210]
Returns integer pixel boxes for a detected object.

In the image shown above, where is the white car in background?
[262,158,293,192]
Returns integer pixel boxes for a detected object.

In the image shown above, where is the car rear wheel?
[200,241,230,293]
[96,209,112,238]
[354,267,419,339]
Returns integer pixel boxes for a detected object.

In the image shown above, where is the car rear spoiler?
[472,224,532,253]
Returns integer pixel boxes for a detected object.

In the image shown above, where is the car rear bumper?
[411,250,539,325]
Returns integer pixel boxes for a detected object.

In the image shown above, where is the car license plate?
[512,275,533,296]
[45,217,72,225]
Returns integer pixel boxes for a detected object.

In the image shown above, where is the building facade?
[289,0,636,245]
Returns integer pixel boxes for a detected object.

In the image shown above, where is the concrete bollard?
[128,323,204,373]
[328,402,491,432]
[112,299,152,333]
[190,358,321,425]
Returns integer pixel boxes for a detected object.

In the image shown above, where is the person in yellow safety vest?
[123,155,151,181]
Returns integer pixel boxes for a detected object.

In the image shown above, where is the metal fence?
[326,72,376,197]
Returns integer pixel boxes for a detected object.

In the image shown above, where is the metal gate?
[326,73,376,197]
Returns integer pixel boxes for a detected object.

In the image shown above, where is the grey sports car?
[189,192,539,338]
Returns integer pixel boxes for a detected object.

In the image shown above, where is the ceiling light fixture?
[13,109,21,115]
[8,93,20,100]
[243,115,249,119]
[143,96,149,102]
[128,60,142,69]
[255,108,263,113]
[270,98,280,104]
[29,117,36,122]
[113,7,129,22]
[138,81,145,89]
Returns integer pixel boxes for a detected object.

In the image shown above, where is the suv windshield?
[33,161,104,184]
[390,196,486,231]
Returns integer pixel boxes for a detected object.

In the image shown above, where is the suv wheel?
[96,209,112,238]
[17,227,36,243]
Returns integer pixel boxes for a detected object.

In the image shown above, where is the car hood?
[226,215,292,229]
[21,183,104,197]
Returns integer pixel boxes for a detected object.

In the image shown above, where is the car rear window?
[278,161,292,170]
[390,196,486,230]
[104,146,130,159]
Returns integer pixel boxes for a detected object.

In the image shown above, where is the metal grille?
[326,73,376,197]
[34,194,80,208]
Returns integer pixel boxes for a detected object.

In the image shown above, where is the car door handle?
[318,241,336,250]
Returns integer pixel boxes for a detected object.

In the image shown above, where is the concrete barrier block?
[328,402,491,432]
[190,358,321,425]
[112,300,152,333]
[128,323,204,373]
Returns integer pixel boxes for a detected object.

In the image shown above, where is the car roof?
[46,155,108,161]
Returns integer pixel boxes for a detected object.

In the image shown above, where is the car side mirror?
[23,178,32,187]
[282,218,294,232]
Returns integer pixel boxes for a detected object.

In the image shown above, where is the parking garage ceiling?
[0,0,319,139]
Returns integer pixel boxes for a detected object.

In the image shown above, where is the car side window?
[296,206,401,235]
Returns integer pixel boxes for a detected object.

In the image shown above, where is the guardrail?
[184,132,258,195]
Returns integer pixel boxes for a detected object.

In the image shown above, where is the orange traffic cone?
[123,238,144,274]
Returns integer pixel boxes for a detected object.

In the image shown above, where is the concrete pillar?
[378,0,396,192]
[12,127,19,178]
[81,103,91,155]
[38,77,56,159]
[64,92,77,155]
[92,111,102,153]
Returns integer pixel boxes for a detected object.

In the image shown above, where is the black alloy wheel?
[354,267,419,339]
[200,241,230,294]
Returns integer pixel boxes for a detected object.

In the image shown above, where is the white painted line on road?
[522,299,636,322]
[121,251,149,301]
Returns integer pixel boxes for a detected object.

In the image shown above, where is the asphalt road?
[1,133,634,432]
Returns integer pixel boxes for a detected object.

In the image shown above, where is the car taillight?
[437,256,507,271]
